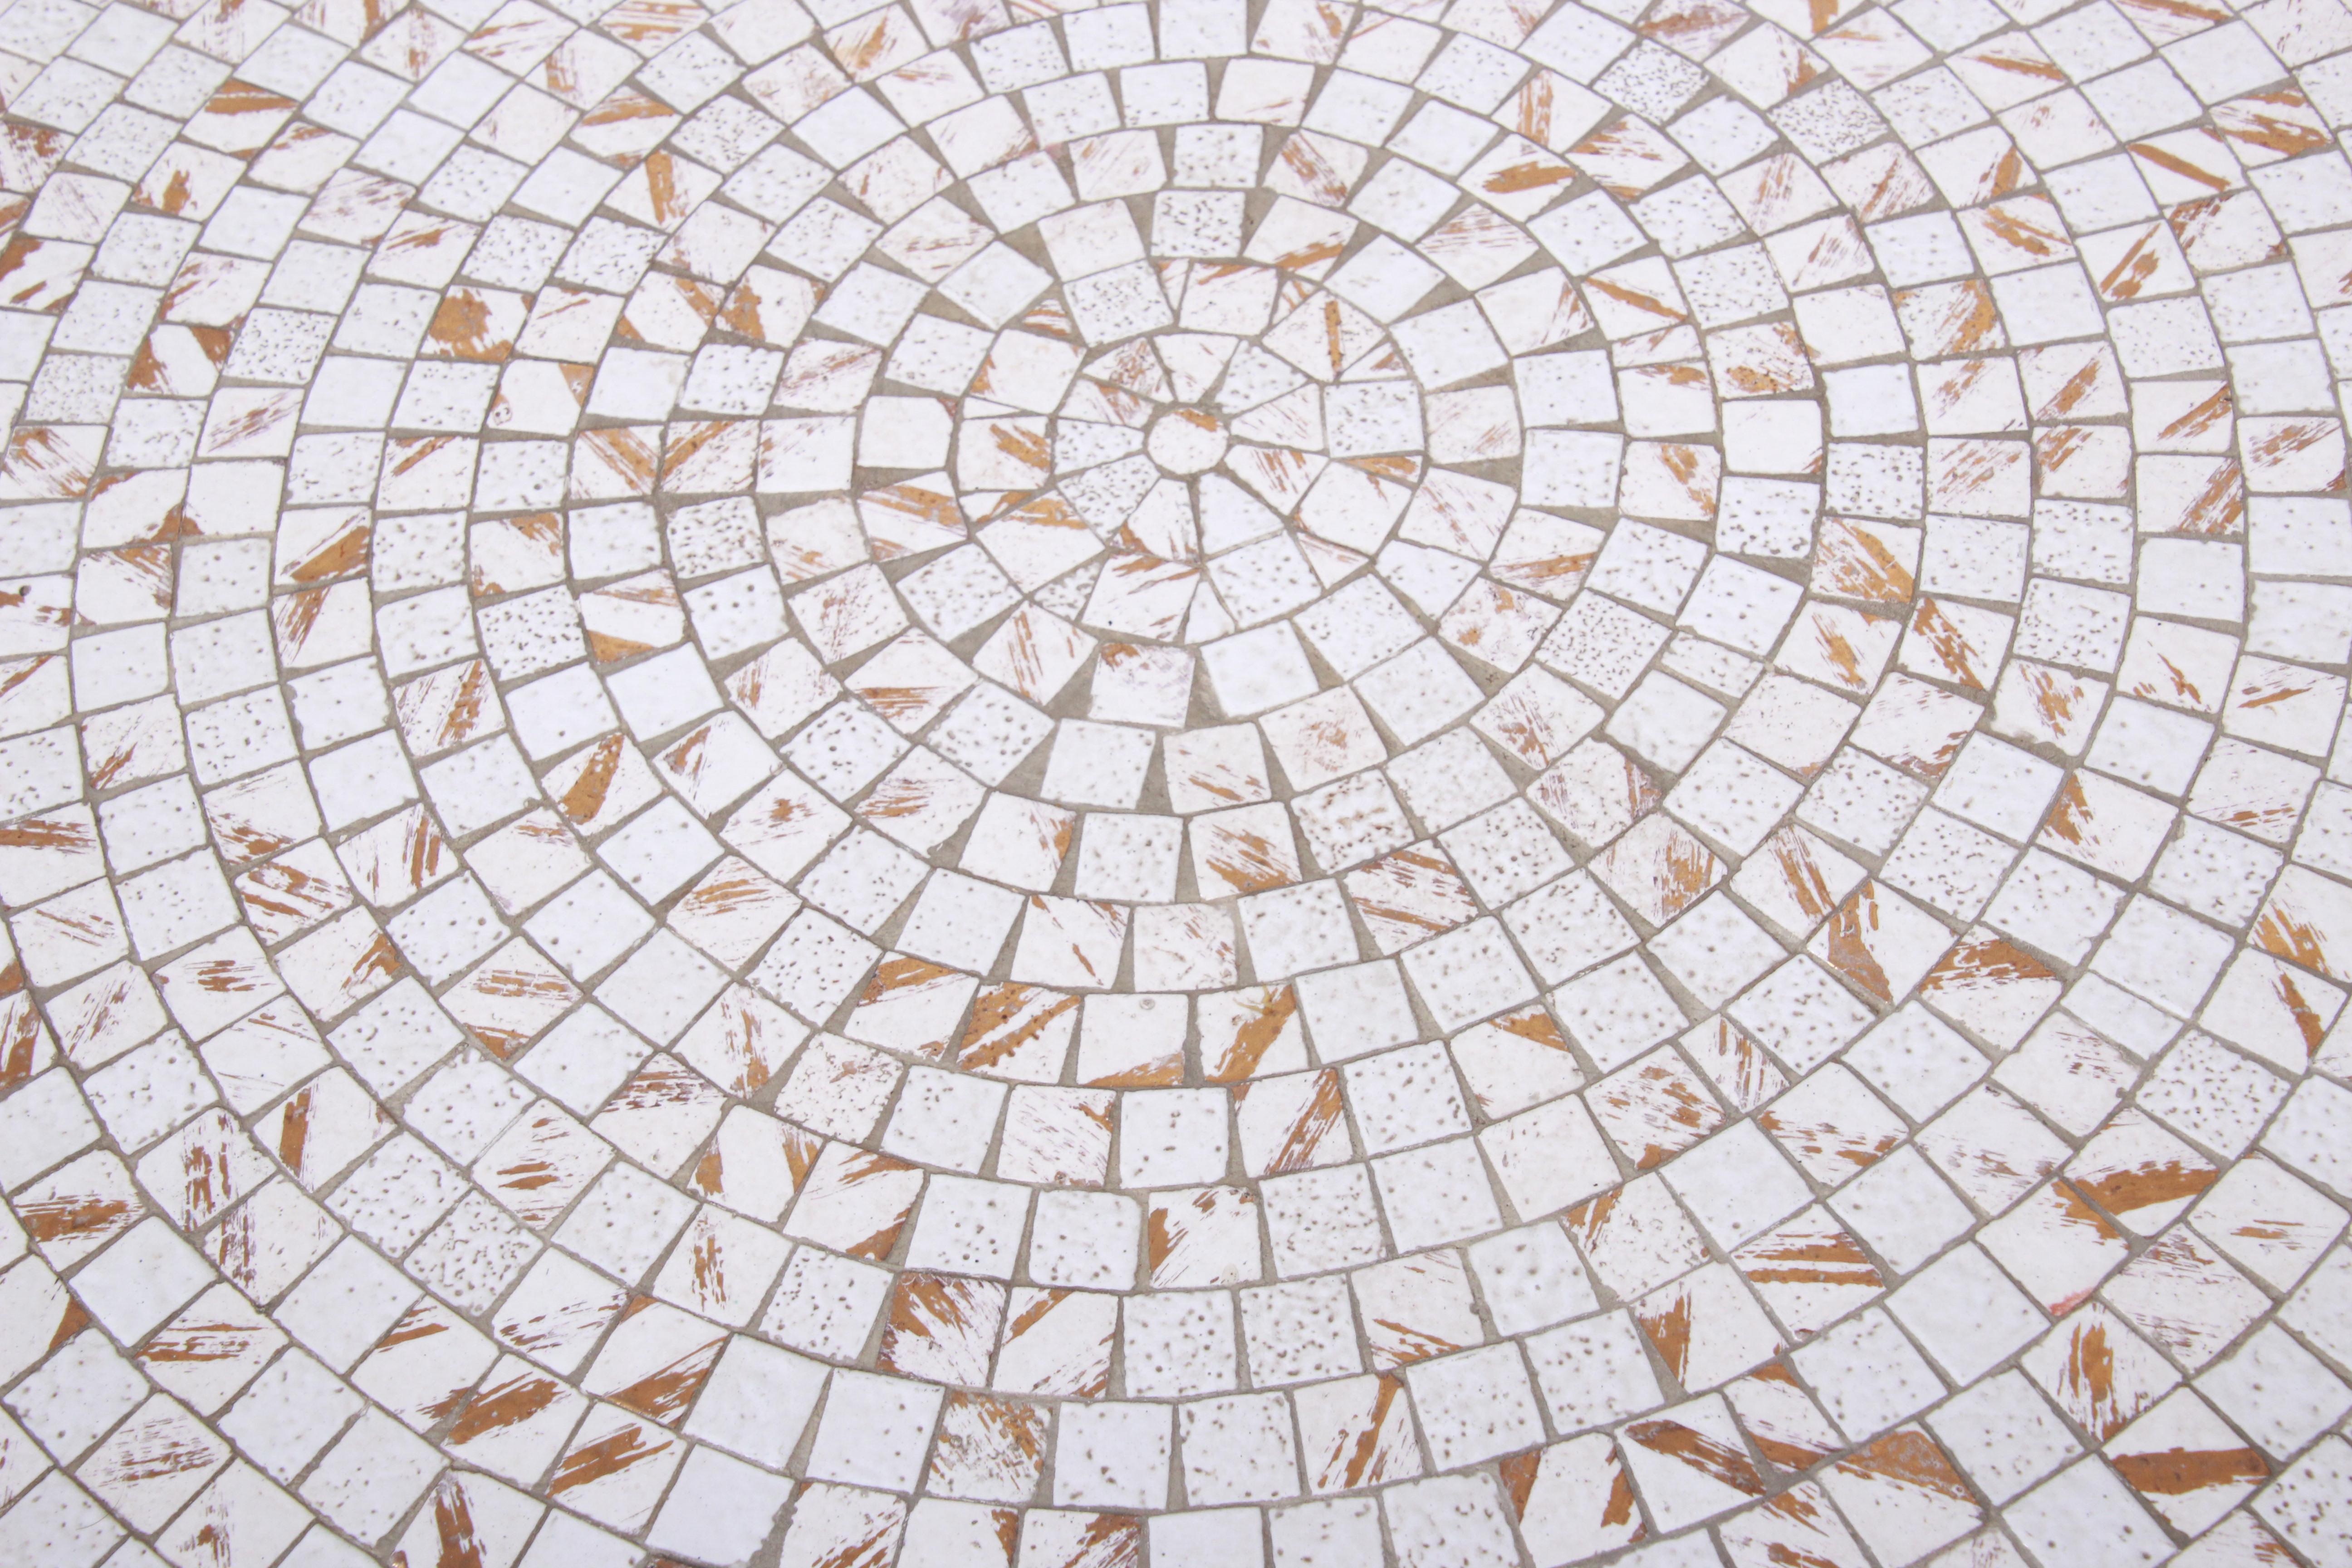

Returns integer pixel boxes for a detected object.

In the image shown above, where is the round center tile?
[1145,408,1229,476]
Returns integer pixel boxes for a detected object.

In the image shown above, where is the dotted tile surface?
[5,0,2352,1563]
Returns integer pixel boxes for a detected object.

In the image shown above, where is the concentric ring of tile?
[7,0,2352,1564]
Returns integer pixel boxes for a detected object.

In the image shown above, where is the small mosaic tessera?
[23,0,2352,1563]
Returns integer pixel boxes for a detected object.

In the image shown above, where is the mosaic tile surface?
[7,0,2352,1562]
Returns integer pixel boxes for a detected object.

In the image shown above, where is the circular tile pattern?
[5,0,2352,1565]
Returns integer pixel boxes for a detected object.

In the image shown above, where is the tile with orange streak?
[2021,1306,2182,1443]
[608,154,722,236]
[2189,741,2320,849]
[1082,551,1198,642]
[2212,83,2329,161]
[1671,1023,1782,1121]
[335,804,453,910]
[1012,1510,1142,1568]
[1010,896,1129,992]
[1899,280,2004,358]
[1980,1180,2134,1314]
[1350,1251,1483,1372]
[843,957,978,1062]
[1725,1367,1845,1475]
[1295,1374,1424,1495]
[1810,517,1917,609]
[664,858,795,970]
[565,83,674,149]
[2037,769,2176,882]
[1341,842,1477,953]
[1191,802,1303,900]
[782,1144,924,1260]
[45,962,149,1079]
[1774,602,1902,694]
[996,1087,1112,1188]
[2138,455,2244,538]
[1132,902,1238,992]
[1919,931,2063,1050]
[856,750,988,853]
[1199,985,1307,1083]
[672,991,801,1104]
[1147,1187,1262,1288]
[1504,1433,1645,1565]
[1451,1005,1585,1120]
[2189,1160,2345,1296]
[1716,1483,1874,1568]
[661,417,759,495]
[539,737,658,842]
[849,629,979,732]
[438,942,579,1060]
[1819,1428,1982,1564]
[275,908,403,1020]
[1438,578,1561,675]
[1707,321,1815,401]
[1916,1086,2071,1213]
[547,1403,683,1532]
[971,603,1094,712]
[1769,1067,1910,1189]
[87,698,188,799]
[1234,1068,1353,1177]
[1730,828,1865,948]
[15,1148,139,1266]
[134,1106,271,1233]
[1897,597,2013,693]
[1568,1176,1711,1303]
[1591,1048,1726,1170]
[2101,1226,2274,1370]
[962,794,1076,893]
[954,984,1080,1084]
[2034,426,2132,500]
[720,266,820,349]
[1489,512,1605,606]
[2254,865,2352,984]
[474,1101,613,1230]
[577,571,686,663]
[1617,1394,1769,1530]
[1849,673,1982,781]
[2105,1388,2271,1536]
[686,1106,820,1225]
[77,1392,230,1533]
[992,1288,1116,1399]
[1072,1005,1184,1090]
[1591,815,1721,930]
[722,768,854,886]
[394,657,506,757]
[591,1055,727,1175]
[1809,881,1953,1006]
[421,285,526,363]
[139,1285,285,1415]
[880,1273,1008,1388]
[350,1297,497,1432]
[466,819,593,921]
[649,1206,788,1327]
[578,1304,726,1432]
[257,1068,393,1190]
[1637,1262,1785,1391]
[387,1473,548,1568]
[182,81,298,156]
[1724,675,1862,783]
[2066,1112,2220,1239]
[1733,1210,1885,1339]
[927,1392,1049,1505]
[207,1180,343,1305]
